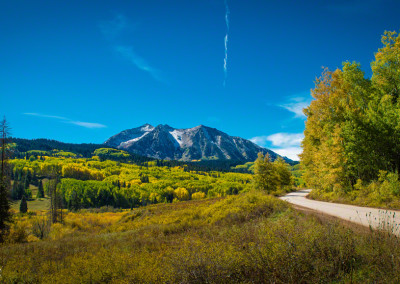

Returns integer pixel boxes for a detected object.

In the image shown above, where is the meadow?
[1,190,400,283]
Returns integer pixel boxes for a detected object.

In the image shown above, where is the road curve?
[280,189,400,234]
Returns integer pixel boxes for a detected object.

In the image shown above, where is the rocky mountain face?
[104,124,290,162]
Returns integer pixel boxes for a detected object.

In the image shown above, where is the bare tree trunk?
[49,168,63,224]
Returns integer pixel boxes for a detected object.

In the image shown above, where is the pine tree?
[0,117,12,241]
[37,180,44,198]
[24,173,29,190]
[11,180,18,200]
[19,195,28,213]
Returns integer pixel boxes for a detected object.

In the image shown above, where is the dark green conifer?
[11,180,18,200]
[19,195,28,213]
[0,117,12,241]
[37,180,44,198]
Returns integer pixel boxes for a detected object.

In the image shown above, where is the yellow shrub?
[174,188,189,201]
[191,192,206,200]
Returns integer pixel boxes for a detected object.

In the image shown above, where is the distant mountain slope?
[104,124,293,163]
[11,138,105,158]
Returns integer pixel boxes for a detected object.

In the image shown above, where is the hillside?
[1,191,399,283]
[9,155,256,210]
[11,138,264,173]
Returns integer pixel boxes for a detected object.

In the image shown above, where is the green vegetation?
[291,163,305,187]
[9,155,254,211]
[93,147,131,161]
[1,191,399,283]
[0,117,12,242]
[233,161,305,187]
[302,31,400,208]
[8,145,298,213]
[19,196,27,213]
[231,161,255,172]
[253,153,293,195]
[10,197,50,212]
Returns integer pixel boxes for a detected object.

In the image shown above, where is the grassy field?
[10,197,50,212]
[10,182,51,212]
[1,190,400,283]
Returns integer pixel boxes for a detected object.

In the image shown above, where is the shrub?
[191,191,206,200]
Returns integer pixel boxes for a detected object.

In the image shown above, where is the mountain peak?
[140,124,154,131]
[155,124,174,131]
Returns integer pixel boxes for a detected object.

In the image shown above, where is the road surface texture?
[280,189,400,235]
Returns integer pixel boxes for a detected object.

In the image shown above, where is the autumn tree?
[301,30,400,196]
[174,187,189,201]
[273,157,293,190]
[253,153,279,193]
[191,191,206,200]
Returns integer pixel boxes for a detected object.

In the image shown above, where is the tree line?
[301,31,400,205]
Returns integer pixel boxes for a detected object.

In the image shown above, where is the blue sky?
[1,0,400,160]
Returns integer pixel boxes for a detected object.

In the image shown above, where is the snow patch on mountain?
[141,124,154,132]
[169,129,184,146]
[119,131,150,147]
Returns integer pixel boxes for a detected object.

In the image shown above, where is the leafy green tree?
[19,195,28,213]
[273,157,293,189]
[253,153,279,193]
[371,31,400,102]
[301,30,400,199]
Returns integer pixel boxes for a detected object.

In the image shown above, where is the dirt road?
[280,189,400,234]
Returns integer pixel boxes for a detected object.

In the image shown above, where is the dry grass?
[1,191,400,283]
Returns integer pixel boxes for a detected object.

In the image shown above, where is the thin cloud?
[267,133,304,147]
[24,113,67,120]
[69,121,106,129]
[278,94,312,119]
[100,14,165,83]
[270,147,302,161]
[223,0,230,87]
[250,132,304,161]
[24,113,106,129]
[99,14,128,40]
[115,46,164,82]
[250,136,270,147]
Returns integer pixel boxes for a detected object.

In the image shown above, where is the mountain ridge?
[104,124,292,163]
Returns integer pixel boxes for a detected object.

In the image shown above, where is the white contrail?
[223,0,230,87]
